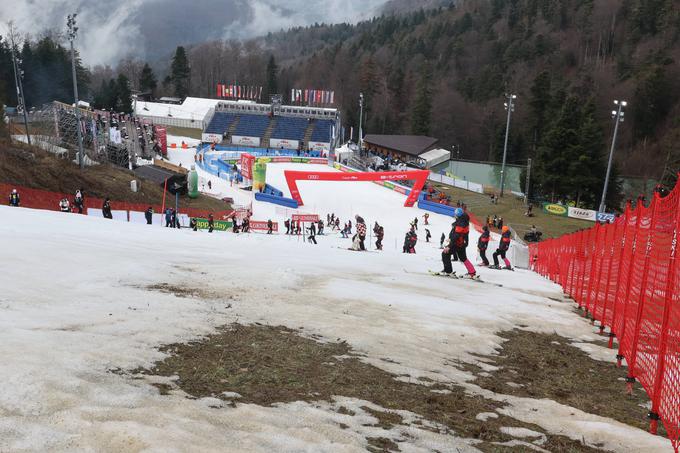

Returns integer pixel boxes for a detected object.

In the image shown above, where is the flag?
[304,90,308,103]
[217,84,221,98]
[330,91,334,104]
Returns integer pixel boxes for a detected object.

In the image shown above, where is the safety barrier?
[0,183,231,221]
[254,192,299,209]
[417,194,456,217]
[530,177,680,451]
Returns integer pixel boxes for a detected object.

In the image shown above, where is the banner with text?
[567,206,597,222]
[250,220,278,232]
[232,136,261,147]
[270,138,299,150]
[542,202,569,217]
[309,141,330,152]
[240,153,255,180]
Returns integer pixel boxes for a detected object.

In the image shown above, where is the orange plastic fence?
[530,177,680,451]
[0,183,231,220]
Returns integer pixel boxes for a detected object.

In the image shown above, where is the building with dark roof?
[362,134,439,165]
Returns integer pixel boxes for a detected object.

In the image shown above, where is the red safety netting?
[530,176,680,451]
[0,183,232,220]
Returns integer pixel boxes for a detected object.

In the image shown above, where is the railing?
[530,176,680,452]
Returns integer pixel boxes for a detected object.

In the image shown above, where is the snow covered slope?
[0,173,669,451]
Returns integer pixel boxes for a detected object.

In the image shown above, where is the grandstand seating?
[311,120,333,143]
[234,114,271,137]
[270,116,309,141]
[205,112,236,135]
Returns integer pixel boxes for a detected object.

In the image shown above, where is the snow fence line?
[531,174,680,452]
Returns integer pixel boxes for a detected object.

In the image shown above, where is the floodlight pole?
[358,93,364,151]
[68,14,85,170]
[8,24,31,145]
[599,100,626,213]
[500,93,516,197]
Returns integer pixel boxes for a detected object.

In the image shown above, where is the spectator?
[59,198,70,212]
[102,198,112,219]
[190,218,198,231]
[165,208,173,227]
[267,219,273,234]
[307,221,317,244]
[74,189,84,214]
[8,189,20,207]
[208,214,214,233]
[145,207,153,225]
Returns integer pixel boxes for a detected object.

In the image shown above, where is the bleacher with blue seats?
[271,116,309,141]
[234,114,270,137]
[205,112,236,135]
[311,120,333,143]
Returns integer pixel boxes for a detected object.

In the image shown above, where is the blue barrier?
[254,192,299,208]
[417,194,456,217]
[263,184,284,197]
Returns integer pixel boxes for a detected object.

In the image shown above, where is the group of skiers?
[439,208,513,277]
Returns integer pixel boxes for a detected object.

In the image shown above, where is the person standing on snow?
[267,219,273,234]
[478,225,491,266]
[317,219,324,235]
[491,225,513,270]
[59,198,70,212]
[74,189,84,214]
[355,215,367,251]
[208,214,215,233]
[164,208,173,227]
[8,189,20,207]
[102,198,113,219]
[190,217,198,231]
[376,225,384,250]
[284,218,291,234]
[425,228,431,243]
[440,232,445,249]
[145,207,153,225]
[423,213,429,225]
[451,207,476,278]
[307,221,317,244]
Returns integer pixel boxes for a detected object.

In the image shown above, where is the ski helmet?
[454,207,464,217]
[502,225,509,232]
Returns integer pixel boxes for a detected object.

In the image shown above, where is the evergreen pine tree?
[116,74,132,114]
[170,46,190,98]
[411,67,433,136]
[264,55,278,100]
[139,63,157,97]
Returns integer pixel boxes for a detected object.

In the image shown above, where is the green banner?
[291,157,310,164]
[194,217,233,231]
[383,182,394,189]
[542,202,568,217]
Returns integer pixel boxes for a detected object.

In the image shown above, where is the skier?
[497,217,504,231]
[440,232,445,249]
[478,225,490,266]
[425,228,431,243]
[440,235,454,275]
[74,189,84,213]
[102,198,113,219]
[375,224,384,250]
[451,207,476,278]
[491,225,513,270]
[190,217,198,231]
[355,215,367,250]
[284,218,291,234]
[423,213,429,225]
[317,219,324,235]
[59,198,70,212]
[307,221,317,244]
[267,219,273,234]
[341,222,349,238]
[145,207,153,225]
[164,208,173,227]
[410,217,418,231]
[208,214,214,233]
[335,217,340,231]
[403,229,417,254]
[8,189,20,207]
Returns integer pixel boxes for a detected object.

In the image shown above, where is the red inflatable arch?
[283,169,430,207]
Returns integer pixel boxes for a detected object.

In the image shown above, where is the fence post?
[601,210,626,339]
[624,196,660,393]
[613,202,643,359]
[591,222,612,327]
[647,193,680,434]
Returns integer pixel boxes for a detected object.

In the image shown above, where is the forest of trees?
[1,0,679,207]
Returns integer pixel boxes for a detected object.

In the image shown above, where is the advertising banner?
[309,141,330,152]
[270,138,299,150]
[252,159,267,192]
[250,220,278,232]
[292,214,319,223]
[542,202,568,217]
[195,217,232,231]
[240,153,255,180]
[567,206,597,222]
[155,127,167,155]
[232,136,261,147]
[202,133,222,143]
[597,212,616,223]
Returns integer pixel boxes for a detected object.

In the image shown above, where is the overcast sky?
[0,0,388,66]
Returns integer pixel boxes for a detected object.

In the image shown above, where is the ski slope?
[0,139,667,451]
